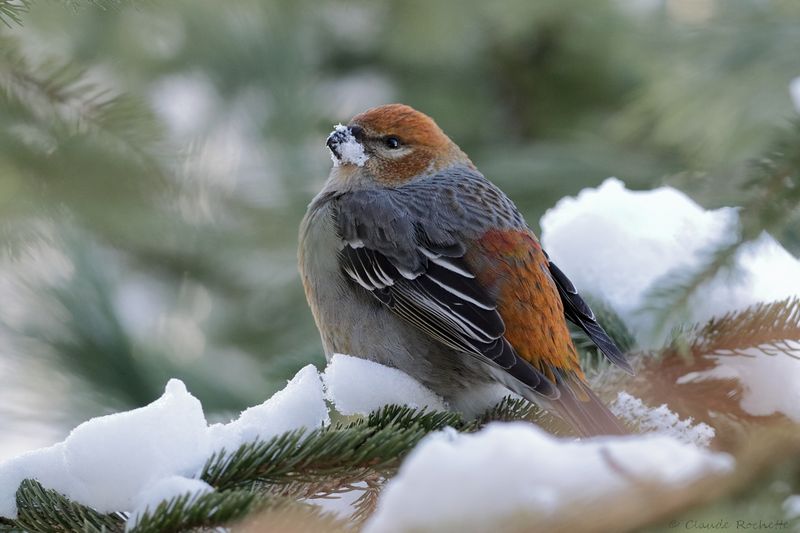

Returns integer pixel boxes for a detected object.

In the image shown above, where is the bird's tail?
[548,373,628,437]
[484,358,628,437]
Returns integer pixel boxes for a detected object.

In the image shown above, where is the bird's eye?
[384,136,401,149]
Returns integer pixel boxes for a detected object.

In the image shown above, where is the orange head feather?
[347,104,471,185]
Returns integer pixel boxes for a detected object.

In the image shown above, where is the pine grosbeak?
[299,104,633,436]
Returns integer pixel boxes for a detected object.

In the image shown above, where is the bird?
[298,104,633,437]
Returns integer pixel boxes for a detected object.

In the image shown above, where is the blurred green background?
[1,0,799,457]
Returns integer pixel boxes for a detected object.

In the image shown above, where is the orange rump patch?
[469,229,583,380]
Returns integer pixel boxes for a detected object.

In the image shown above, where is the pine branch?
[0,517,25,532]
[349,474,383,526]
[12,479,125,533]
[0,0,138,27]
[465,395,539,430]
[363,403,463,431]
[201,410,455,491]
[0,0,31,27]
[1,401,590,532]
[202,399,540,493]
[259,467,375,501]
[0,35,164,166]
[687,297,800,358]
[623,298,800,440]
[127,489,263,533]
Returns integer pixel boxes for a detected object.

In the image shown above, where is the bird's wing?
[333,170,559,400]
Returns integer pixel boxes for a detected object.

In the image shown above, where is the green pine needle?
[127,489,261,533]
[0,35,165,166]
[202,421,431,490]
[13,479,124,533]
[686,296,800,358]
[363,403,463,431]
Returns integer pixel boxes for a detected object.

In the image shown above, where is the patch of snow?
[322,354,446,416]
[0,445,71,520]
[540,178,800,344]
[611,392,715,447]
[676,349,800,422]
[784,494,800,520]
[0,380,209,517]
[0,368,330,519]
[364,422,733,533]
[790,77,800,114]
[208,364,330,453]
[126,476,213,531]
[328,124,369,167]
[1,355,474,520]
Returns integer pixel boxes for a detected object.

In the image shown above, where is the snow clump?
[0,367,329,519]
[540,177,800,344]
[322,353,446,415]
[364,422,733,533]
[611,392,715,447]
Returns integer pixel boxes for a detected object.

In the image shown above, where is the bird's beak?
[326,124,367,167]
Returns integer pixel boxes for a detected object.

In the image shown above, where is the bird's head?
[326,104,471,186]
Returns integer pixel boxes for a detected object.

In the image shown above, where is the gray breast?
[298,198,492,398]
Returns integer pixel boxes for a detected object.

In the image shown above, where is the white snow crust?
[0,367,328,519]
[364,422,733,533]
[207,364,330,454]
[322,353,446,415]
[611,392,715,447]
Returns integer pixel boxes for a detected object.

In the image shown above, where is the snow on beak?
[326,124,369,167]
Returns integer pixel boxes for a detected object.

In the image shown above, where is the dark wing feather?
[338,244,556,398]
[341,246,512,366]
[547,260,634,374]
